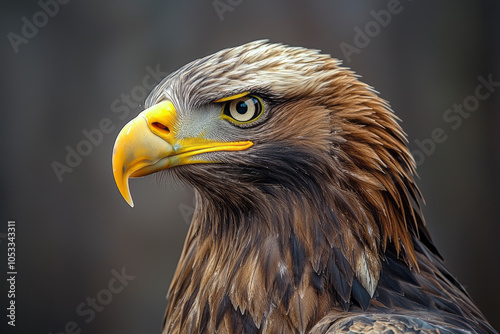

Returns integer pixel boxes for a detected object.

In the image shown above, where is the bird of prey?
[112,41,497,333]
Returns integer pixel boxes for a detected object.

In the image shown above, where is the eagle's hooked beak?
[112,100,253,207]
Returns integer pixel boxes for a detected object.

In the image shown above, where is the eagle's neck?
[163,185,386,333]
[163,185,494,334]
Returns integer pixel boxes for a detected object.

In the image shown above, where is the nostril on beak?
[152,122,170,133]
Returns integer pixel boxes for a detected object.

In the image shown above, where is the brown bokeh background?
[1,1,499,333]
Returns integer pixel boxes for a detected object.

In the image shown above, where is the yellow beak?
[112,101,253,207]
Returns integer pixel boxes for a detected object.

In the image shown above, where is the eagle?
[112,41,497,333]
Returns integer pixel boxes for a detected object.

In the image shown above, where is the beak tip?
[113,169,135,208]
[119,184,135,208]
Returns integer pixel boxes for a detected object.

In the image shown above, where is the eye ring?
[221,95,264,124]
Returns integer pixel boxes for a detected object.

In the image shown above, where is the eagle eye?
[222,95,263,124]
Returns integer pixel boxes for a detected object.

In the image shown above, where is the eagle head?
[111,41,451,332]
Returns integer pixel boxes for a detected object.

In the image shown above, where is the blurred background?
[1,0,499,333]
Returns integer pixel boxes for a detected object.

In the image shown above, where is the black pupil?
[235,101,248,114]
